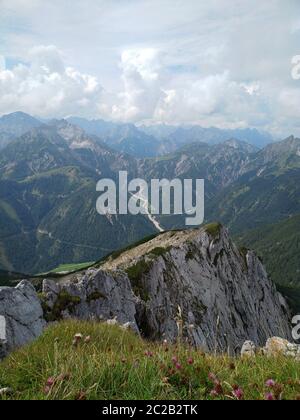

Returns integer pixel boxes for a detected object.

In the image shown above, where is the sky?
[0,0,299,137]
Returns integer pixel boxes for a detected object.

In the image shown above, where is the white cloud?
[107,48,165,121]
[0,1,299,136]
[0,45,104,118]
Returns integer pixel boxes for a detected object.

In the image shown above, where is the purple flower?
[232,388,244,400]
[208,372,217,382]
[265,392,275,401]
[265,379,276,388]
[210,390,218,398]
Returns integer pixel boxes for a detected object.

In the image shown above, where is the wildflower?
[84,336,91,344]
[213,382,223,396]
[0,388,13,397]
[265,393,275,401]
[208,372,217,383]
[46,377,55,387]
[187,357,194,365]
[265,379,276,388]
[232,388,244,400]
[144,350,153,358]
[175,362,182,370]
[73,333,83,347]
[210,390,218,398]
[74,333,83,341]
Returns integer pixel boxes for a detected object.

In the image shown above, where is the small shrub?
[86,291,106,303]
[148,246,171,258]
[44,291,81,322]
[205,223,222,239]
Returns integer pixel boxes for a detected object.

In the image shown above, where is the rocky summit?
[42,224,292,354]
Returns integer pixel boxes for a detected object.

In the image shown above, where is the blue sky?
[0,0,299,137]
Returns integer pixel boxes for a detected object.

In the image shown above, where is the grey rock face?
[0,280,46,358]
[42,226,292,353]
[42,270,139,332]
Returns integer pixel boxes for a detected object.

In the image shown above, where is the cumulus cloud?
[0,45,103,118]
[107,48,165,121]
[0,0,299,136]
[108,48,270,130]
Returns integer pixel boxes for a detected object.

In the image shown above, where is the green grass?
[205,223,222,239]
[48,262,95,274]
[0,320,300,400]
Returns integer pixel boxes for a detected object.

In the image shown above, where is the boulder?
[0,280,46,358]
[264,337,300,360]
[241,341,256,358]
[264,337,290,357]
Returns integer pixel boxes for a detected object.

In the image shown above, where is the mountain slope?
[236,214,300,287]
[0,124,157,274]
[141,124,273,150]
[67,116,161,157]
[208,137,300,233]
[0,112,41,137]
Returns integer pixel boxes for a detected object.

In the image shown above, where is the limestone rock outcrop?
[42,225,292,353]
[0,281,46,358]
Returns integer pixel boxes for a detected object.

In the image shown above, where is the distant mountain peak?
[0,111,41,139]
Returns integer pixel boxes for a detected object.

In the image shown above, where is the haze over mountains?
[0,112,274,156]
[0,111,299,298]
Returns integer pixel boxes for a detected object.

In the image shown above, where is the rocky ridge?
[41,224,292,353]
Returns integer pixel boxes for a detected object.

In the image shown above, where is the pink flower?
[266,379,276,388]
[208,372,217,382]
[265,392,275,401]
[232,388,244,400]
[210,390,218,398]
[144,350,153,358]
[46,377,55,387]
[175,362,182,370]
[187,357,194,365]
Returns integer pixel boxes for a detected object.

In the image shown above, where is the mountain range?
[0,111,299,299]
